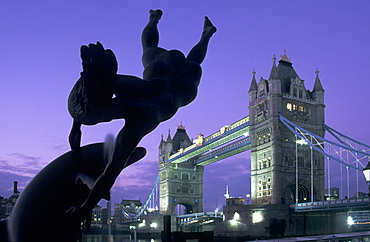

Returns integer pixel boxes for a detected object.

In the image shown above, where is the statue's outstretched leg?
[141,9,166,68]
[186,17,217,64]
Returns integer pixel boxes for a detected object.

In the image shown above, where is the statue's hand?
[80,42,118,83]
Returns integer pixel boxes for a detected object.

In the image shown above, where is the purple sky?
[1,1,370,212]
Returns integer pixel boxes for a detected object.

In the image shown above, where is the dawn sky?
[1,1,370,211]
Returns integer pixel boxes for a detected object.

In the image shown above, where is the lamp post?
[362,162,370,196]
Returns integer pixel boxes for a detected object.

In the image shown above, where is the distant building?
[226,198,245,206]
[0,181,20,219]
[113,199,143,224]
[90,205,105,229]
[325,187,340,200]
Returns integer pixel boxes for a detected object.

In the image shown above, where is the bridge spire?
[248,69,258,92]
[269,55,278,80]
[178,122,186,130]
[280,48,291,63]
[166,129,172,142]
[158,134,165,148]
[313,68,324,92]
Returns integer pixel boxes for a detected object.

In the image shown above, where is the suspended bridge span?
[168,116,250,165]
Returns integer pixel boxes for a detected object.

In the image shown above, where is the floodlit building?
[158,124,204,215]
[248,51,325,205]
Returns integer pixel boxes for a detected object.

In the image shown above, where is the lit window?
[286,103,292,111]
[299,106,304,112]
[293,104,297,111]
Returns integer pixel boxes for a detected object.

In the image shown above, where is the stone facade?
[248,51,325,205]
[158,124,204,215]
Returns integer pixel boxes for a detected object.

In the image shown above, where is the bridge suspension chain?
[121,175,160,220]
[279,114,370,199]
[279,114,370,171]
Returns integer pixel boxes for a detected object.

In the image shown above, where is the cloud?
[0,153,43,177]
[109,159,158,203]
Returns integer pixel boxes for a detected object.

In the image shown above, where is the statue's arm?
[69,120,82,150]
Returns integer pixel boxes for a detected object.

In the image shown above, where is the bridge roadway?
[169,116,250,166]
[290,197,370,212]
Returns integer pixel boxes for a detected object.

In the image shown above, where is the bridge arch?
[174,203,194,216]
[285,181,315,203]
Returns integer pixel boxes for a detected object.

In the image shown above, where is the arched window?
[181,173,189,180]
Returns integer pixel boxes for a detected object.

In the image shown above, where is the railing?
[193,137,251,165]
[177,211,224,227]
[291,197,370,212]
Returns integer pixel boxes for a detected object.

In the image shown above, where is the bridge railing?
[177,211,224,226]
[192,136,251,165]
[291,197,370,211]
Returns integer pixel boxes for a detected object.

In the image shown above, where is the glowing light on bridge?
[252,211,263,223]
[347,216,354,225]
[233,212,240,221]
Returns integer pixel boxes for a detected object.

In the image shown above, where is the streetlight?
[362,162,370,196]
[245,194,251,205]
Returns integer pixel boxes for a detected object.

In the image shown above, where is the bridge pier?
[213,202,369,240]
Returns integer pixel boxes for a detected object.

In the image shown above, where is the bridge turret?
[158,124,204,216]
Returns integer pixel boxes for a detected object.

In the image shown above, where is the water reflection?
[82,234,161,242]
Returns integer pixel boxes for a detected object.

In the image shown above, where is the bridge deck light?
[296,139,308,145]
[347,216,354,226]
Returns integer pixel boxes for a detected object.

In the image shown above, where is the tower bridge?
[120,51,370,238]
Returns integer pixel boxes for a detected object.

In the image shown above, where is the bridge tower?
[158,124,204,215]
[248,51,325,205]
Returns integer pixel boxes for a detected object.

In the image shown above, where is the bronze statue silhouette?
[67,9,216,222]
[0,9,216,241]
